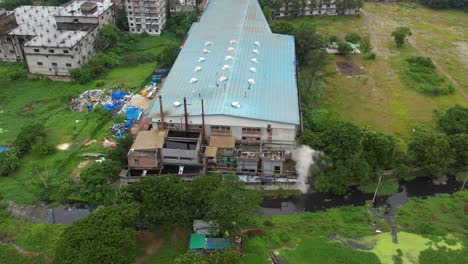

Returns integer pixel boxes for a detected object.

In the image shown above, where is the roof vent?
[194,66,202,72]
[198,57,206,62]
[202,48,210,54]
[173,101,181,107]
[204,41,213,46]
[254,41,261,46]
[229,39,237,44]
[227,47,235,52]
[249,67,256,73]
[248,79,255,85]
[225,55,233,61]
[251,58,258,63]
[219,76,228,82]
[231,101,240,108]
[190,77,198,83]
[252,49,260,54]
[222,65,230,70]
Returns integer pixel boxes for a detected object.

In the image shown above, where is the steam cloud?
[291,145,318,194]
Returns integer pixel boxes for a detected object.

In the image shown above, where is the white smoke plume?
[291,145,319,194]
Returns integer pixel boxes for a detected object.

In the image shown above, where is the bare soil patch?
[56,143,71,151]
[336,61,366,76]
[135,229,164,264]
[70,160,93,182]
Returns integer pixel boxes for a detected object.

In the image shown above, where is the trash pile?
[0,146,9,153]
[102,91,131,114]
[69,90,105,112]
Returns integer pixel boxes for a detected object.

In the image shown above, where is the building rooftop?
[131,130,167,151]
[149,0,300,125]
[9,6,87,48]
[209,136,235,149]
[57,0,113,17]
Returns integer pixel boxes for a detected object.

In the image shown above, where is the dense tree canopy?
[419,0,468,9]
[54,204,139,264]
[95,24,124,51]
[391,27,412,47]
[437,105,468,135]
[320,122,363,164]
[449,134,468,168]
[408,129,454,177]
[125,175,260,232]
[270,21,295,35]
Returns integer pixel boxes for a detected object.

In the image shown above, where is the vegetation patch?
[402,56,455,96]
[357,181,399,196]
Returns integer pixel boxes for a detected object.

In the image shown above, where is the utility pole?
[461,174,468,192]
[159,96,165,129]
[372,173,382,204]
[201,99,206,144]
[183,97,189,132]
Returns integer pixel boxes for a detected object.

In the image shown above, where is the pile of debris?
[69,90,105,112]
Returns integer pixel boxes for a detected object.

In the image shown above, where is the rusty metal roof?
[209,136,235,149]
[131,130,167,151]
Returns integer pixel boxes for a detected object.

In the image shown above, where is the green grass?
[0,35,173,204]
[396,191,468,237]
[291,3,468,136]
[241,205,387,264]
[0,202,65,263]
[134,226,189,264]
[358,181,399,196]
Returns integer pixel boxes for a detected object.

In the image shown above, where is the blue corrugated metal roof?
[149,0,300,125]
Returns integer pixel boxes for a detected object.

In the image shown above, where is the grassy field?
[0,35,174,204]
[292,3,468,136]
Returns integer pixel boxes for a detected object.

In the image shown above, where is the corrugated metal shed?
[149,0,299,125]
[209,136,235,148]
[131,130,167,151]
[205,146,218,158]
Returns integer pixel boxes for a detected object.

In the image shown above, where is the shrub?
[13,123,46,155]
[345,32,361,44]
[0,147,20,176]
[337,41,353,55]
[31,137,55,155]
[329,35,340,43]
[95,80,105,87]
[365,53,376,60]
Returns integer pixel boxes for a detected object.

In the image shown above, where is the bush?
[0,147,20,176]
[31,137,55,155]
[365,53,376,60]
[13,123,46,155]
[403,56,455,96]
[345,33,361,44]
[337,41,353,55]
[95,80,105,87]
[329,35,340,43]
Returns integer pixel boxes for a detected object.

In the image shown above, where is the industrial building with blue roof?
[148,0,300,143]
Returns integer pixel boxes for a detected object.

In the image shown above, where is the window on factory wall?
[52,63,57,66]
[211,126,230,132]
[66,63,72,67]
[274,166,281,172]
[133,159,140,164]
[267,124,272,133]
[242,127,261,133]
[74,19,79,22]
[49,49,54,53]
[37,62,43,65]
[63,50,69,54]
[34,49,39,52]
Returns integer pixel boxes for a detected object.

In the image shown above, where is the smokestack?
[183,97,188,132]
[159,96,165,129]
[201,99,206,144]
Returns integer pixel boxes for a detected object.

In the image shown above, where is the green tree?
[107,135,134,166]
[361,130,399,171]
[329,35,340,44]
[270,21,295,34]
[80,159,121,204]
[316,162,349,195]
[320,122,363,165]
[345,32,361,44]
[54,204,138,264]
[449,133,468,168]
[294,26,324,62]
[115,8,129,31]
[13,123,46,156]
[128,175,191,224]
[0,147,20,176]
[263,5,273,23]
[437,105,468,135]
[359,37,373,55]
[95,24,123,51]
[337,41,353,55]
[408,129,454,177]
[391,27,412,47]
[158,44,180,68]
[203,175,260,233]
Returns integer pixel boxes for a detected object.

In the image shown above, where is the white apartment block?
[124,0,167,35]
[274,0,359,17]
[168,0,196,16]
[0,0,115,76]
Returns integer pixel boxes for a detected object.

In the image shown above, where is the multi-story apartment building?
[0,0,115,76]
[124,0,167,35]
[274,0,360,17]
[168,0,196,16]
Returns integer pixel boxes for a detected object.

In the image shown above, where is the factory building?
[0,0,115,76]
[127,0,301,178]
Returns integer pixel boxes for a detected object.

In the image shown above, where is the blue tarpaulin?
[103,101,125,112]
[0,146,9,153]
[126,107,142,121]
[205,238,230,250]
[111,91,128,101]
